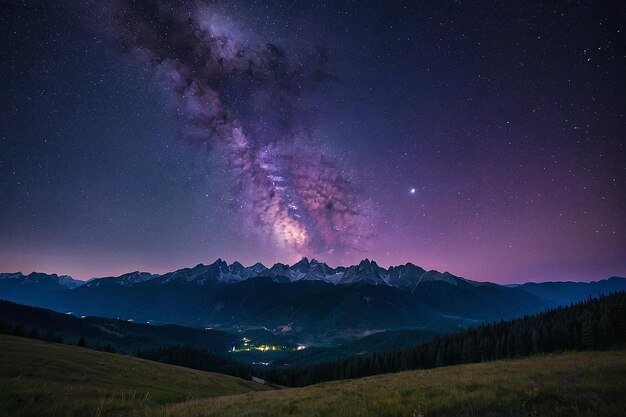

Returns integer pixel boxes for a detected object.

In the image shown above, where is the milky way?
[2,0,624,281]
[100,1,370,256]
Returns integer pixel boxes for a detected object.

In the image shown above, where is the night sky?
[1,1,624,283]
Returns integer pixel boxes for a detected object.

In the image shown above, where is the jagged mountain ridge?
[41,257,480,290]
[2,260,624,342]
[0,258,454,289]
[0,272,83,289]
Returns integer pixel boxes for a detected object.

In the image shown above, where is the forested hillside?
[265,292,626,386]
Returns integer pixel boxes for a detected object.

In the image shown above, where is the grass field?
[0,335,269,417]
[166,349,626,417]
[2,334,625,417]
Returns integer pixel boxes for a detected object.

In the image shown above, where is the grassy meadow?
[0,335,269,417]
[1,334,625,417]
[165,349,626,417]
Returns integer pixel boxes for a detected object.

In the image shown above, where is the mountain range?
[1,258,624,342]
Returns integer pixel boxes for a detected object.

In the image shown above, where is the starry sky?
[1,0,624,283]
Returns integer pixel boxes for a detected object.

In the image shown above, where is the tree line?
[135,345,254,380]
[262,292,626,386]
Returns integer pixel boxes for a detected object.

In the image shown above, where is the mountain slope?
[0,299,239,353]
[0,272,83,306]
[516,276,626,306]
[0,335,269,417]
[2,271,549,341]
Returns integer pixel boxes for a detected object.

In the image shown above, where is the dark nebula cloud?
[96,1,370,257]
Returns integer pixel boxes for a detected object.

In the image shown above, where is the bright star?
[410,188,416,194]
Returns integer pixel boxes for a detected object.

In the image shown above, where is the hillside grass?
[165,349,626,417]
[2,334,625,417]
[0,335,269,417]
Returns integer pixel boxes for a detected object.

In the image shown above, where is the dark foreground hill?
[0,335,269,417]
